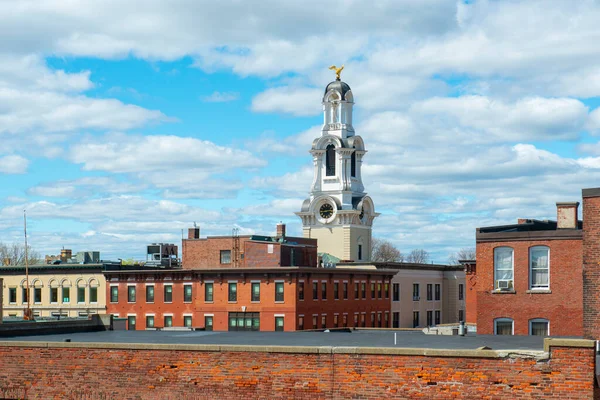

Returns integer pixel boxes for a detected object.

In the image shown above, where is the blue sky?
[2,0,600,262]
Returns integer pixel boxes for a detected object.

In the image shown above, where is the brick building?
[182,224,318,269]
[475,202,583,336]
[105,267,393,331]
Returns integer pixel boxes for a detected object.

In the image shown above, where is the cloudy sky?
[1,0,600,262]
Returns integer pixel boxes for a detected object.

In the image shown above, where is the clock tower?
[296,67,379,262]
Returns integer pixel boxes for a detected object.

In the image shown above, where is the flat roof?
[104,267,396,275]
[0,329,549,351]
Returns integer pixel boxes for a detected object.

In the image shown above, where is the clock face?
[319,203,334,219]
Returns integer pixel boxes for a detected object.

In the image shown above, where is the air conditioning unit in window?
[497,280,512,290]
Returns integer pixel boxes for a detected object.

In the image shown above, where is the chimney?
[60,249,72,262]
[188,227,200,239]
[276,222,286,238]
[583,189,600,339]
[556,202,579,229]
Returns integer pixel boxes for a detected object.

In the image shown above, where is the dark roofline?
[477,229,582,243]
[0,263,105,273]
[104,267,395,276]
[583,187,600,198]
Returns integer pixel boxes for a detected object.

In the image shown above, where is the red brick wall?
[243,241,282,267]
[0,342,594,399]
[476,239,583,335]
[583,193,600,339]
[182,236,251,269]
[465,265,477,325]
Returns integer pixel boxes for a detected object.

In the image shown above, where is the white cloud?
[201,91,239,103]
[251,87,322,116]
[0,155,29,174]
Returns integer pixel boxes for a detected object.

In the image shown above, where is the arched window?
[529,246,549,290]
[529,318,549,336]
[77,279,86,303]
[326,144,336,176]
[494,247,513,290]
[61,279,71,304]
[49,279,59,303]
[494,318,513,335]
[89,279,99,303]
[351,148,356,177]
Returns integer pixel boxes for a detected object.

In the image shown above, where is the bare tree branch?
[0,242,41,266]
[447,247,476,265]
[406,249,430,264]
[371,238,403,262]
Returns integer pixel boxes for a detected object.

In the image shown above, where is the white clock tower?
[296,68,379,261]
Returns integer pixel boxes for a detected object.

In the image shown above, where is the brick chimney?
[582,188,600,339]
[556,202,579,229]
[188,227,200,239]
[60,249,72,262]
[276,222,286,238]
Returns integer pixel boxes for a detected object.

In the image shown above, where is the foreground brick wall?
[583,189,600,339]
[0,339,594,399]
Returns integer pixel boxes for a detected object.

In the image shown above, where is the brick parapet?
[0,338,594,399]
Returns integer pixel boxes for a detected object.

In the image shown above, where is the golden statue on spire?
[329,65,344,80]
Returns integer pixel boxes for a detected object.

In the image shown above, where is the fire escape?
[232,227,240,268]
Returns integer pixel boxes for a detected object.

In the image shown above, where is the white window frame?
[529,246,550,290]
[529,318,550,336]
[494,318,514,335]
[494,247,514,290]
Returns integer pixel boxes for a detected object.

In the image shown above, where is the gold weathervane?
[329,65,344,80]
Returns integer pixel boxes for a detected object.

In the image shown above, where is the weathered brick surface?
[583,194,600,339]
[0,344,594,399]
[476,238,583,335]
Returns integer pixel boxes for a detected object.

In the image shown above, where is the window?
[33,287,41,303]
[334,282,339,300]
[9,287,16,303]
[370,283,375,299]
[164,285,173,303]
[435,284,441,301]
[494,318,514,335]
[326,144,336,176]
[77,281,85,303]
[494,247,514,289]
[313,282,318,300]
[127,315,136,331]
[321,282,327,300]
[184,315,192,328]
[227,312,258,331]
[228,282,237,302]
[427,311,433,326]
[298,316,304,330]
[343,282,348,299]
[205,315,213,331]
[146,315,155,328]
[89,281,98,303]
[275,282,284,302]
[351,151,356,177]
[321,315,327,328]
[413,311,419,328]
[393,312,400,328]
[393,283,400,301]
[358,244,362,260]
[530,246,550,289]
[164,315,173,327]
[298,282,304,301]
[426,284,433,301]
[458,310,464,322]
[384,283,389,299]
[205,282,213,302]
[458,284,464,301]
[354,283,359,299]
[110,286,118,303]
[343,314,348,327]
[377,283,382,299]
[146,285,155,303]
[354,313,359,328]
[530,319,549,336]
[220,249,231,264]
[184,284,192,302]
[334,314,339,328]
[62,287,70,303]
[412,284,420,301]
[50,287,59,303]
[435,310,441,325]
[275,316,284,331]
[384,312,389,328]
[22,287,29,304]
[370,313,375,328]
[312,315,318,329]
[361,313,366,328]
[252,282,260,302]
[128,286,136,303]
[377,312,382,327]
[361,283,366,299]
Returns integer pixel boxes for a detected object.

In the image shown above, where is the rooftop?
[1,329,550,351]
[476,218,583,242]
